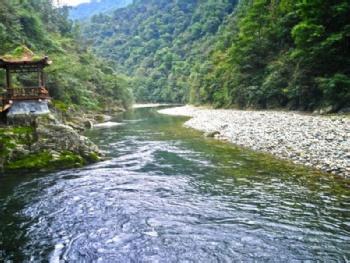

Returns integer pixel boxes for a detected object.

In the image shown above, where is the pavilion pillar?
[38,70,42,87]
[41,70,45,87]
[5,67,11,89]
[38,69,45,87]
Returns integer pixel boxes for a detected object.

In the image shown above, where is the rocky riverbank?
[159,106,350,178]
[0,113,102,173]
[0,100,129,173]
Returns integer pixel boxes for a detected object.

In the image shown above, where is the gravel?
[159,106,350,178]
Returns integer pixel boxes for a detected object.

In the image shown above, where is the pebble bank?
[159,106,350,178]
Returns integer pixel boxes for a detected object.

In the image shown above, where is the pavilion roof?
[0,46,52,68]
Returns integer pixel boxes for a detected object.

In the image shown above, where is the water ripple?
[1,108,349,261]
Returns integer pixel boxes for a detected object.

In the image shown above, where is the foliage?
[0,0,133,111]
[2,46,36,60]
[82,0,238,103]
[0,125,94,171]
[191,0,350,110]
[83,0,350,111]
[6,151,84,171]
[0,126,34,158]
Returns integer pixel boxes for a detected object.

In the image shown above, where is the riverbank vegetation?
[0,0,133,112]
[191,0,350,111]
[2,0,348,112]
[83,0,350,112]
[0,0,121,172]
[1,0,348,172]
[82,0,238,103]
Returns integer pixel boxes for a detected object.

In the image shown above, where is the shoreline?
[159,106,350,178]
[133,103,174,109]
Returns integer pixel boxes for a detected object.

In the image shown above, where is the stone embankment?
[159,106,350,178]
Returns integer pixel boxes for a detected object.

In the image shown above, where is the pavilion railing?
[4,87,50,101]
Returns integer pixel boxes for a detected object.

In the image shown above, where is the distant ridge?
[69,0,132,20]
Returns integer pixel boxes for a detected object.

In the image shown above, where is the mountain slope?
[69,0,132,20]
[82,0,238,102]
[190,0,350,111]
[0,0,132,111]
[82,0,350,111]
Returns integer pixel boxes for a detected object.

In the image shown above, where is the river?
[0,107,349,261]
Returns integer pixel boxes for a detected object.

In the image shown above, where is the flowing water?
[0,107,350,262]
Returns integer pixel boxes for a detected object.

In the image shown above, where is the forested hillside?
[192,0,350,111]
[3,0,348,111]
[83,0,350,111]
[83,0,238,102]
[69,0,132,20]
[0,0,132,111]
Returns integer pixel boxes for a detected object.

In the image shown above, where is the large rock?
[0,113,102,172]
[32,114,101,160]
[319,106,334,115]
[204,131,220,138]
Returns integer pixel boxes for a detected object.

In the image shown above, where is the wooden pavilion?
[0,48,52,112]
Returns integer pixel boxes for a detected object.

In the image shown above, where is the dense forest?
[0,0,132,111]
[193,0,350,110]
[82,0,238,103]
[83,0,350,111]
[1,0,349,112]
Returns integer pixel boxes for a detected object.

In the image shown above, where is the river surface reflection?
[0,107,349,261]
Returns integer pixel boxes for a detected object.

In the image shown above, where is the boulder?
[33,115,101,159]
[93,114,112,122]
[84,120,94,129]
[204,131,220,138]
[319,106,334,115]
[0,113,102,172]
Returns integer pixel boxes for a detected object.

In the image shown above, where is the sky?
[55,0,91,6]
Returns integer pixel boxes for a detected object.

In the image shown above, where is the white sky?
[55,0,91,7]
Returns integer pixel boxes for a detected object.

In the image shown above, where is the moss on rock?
[0,113,102,173]
[0,127,34,157]
[87,151,100,162]
[6,151,86,171]
[7,152,52,170]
